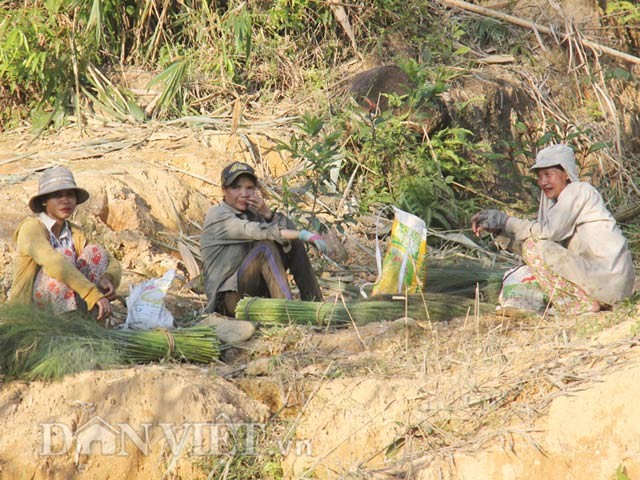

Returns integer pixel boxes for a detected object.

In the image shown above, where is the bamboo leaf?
[87,0,104,45]
[146,58,188,118]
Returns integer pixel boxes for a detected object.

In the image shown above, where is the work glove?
[472,209,508,233]
[298,230,328,254]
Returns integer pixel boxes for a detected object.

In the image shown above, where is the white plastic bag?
[498,265,546,314]
[125,270,176,329]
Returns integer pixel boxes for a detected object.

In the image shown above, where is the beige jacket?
[503,182,634,305]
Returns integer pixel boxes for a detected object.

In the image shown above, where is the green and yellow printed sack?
[372,207,428,295]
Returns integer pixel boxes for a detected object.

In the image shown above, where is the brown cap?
[221,161,257,187]
[28,166,90,213]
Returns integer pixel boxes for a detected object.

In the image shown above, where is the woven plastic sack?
[371,207,428,295]
[497,265,546,314]
[125,270,176,329]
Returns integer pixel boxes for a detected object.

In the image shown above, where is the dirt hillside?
[0,122,639,479]
[0,365,269,479]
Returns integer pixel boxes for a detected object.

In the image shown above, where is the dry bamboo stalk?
[451,180,511,208]
[0,152,37,167]
[230,98,242,135]
[329,2,360,56]
[163,163,218,186]
[440,0,640,64]
[178,240,201,279]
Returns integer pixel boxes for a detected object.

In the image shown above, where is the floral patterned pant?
[522,238,600,316]
[32,244,109,314]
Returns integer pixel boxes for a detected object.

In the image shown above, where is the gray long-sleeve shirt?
[200,201,291,313]
[503,182,634,305]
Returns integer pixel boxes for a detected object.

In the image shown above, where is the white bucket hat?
[530,144,579,182]
[28,166,90,213]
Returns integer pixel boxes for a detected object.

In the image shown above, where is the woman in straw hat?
[472,144,634,316]
[10,166,121,321]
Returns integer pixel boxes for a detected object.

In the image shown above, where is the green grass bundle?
[425,261,505,302]
[0,304,220,380]
[319,261,505,304]
[108,325,220,364]
[235,293,489,326]
[0,305,119,379]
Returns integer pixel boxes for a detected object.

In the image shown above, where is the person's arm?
[471,210,508,236]
[206,203,327,253]
[72,226,121,306]
[505,183,591,242]
[16,220,105,310]
[246,192,275,221]
[216,213,284,242]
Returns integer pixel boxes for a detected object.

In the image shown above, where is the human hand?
[95,297,112,322]
[246,192,272,219]
[98,275,117,301]
[471,210,508,236]
[298,229,328,254]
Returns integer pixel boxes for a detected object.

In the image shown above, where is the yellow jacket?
[10,217,121,310]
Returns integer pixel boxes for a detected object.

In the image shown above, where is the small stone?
[389,317,418,332]
[200,313,227,328]
[200,314,256,343]
[216,320,256,344]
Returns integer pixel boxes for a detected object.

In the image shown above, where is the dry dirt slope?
[0,124,639,479]
[0,366,270,479]
[270,311,640,479]
[0,303,639,479]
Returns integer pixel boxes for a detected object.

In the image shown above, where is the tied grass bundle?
[235,293,489,326]
[320,261,505,303]
[0,304,220,380]
[108,326,220,364]
[425,261,505,303]
[0,305,119,379]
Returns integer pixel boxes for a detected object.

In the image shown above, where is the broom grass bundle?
[320,261,505,303]
[425,261,505,303]
[0,304,220,380]
[23,337,122,381]
[235,293,491,326]
[108,326,220,364]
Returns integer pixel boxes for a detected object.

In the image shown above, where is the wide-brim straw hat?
[28,166,90,213]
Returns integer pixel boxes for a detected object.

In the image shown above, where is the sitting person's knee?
[252,240,281,256]
[522,238,554,263]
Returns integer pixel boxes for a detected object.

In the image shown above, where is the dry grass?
[227,296,639,477]
[352,305,639,476]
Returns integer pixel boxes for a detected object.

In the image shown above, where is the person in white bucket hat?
[472,144,634,316]
[10,166,121,321]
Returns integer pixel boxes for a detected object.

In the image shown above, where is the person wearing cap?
[200,161,326,316]
[10,166,121,321]
[471,143,634,315]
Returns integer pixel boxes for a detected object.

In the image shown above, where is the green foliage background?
[1,0,639,236]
